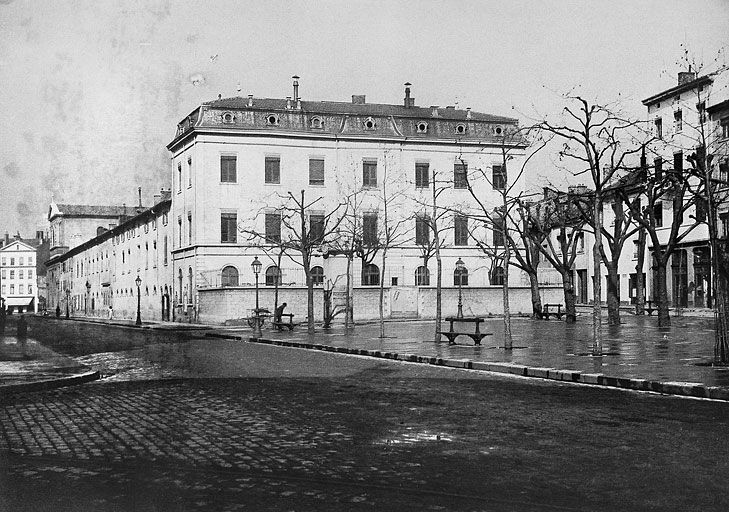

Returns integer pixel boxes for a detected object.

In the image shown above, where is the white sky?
[0,0,727,236]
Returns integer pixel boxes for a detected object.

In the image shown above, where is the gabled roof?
[0,239,37,253]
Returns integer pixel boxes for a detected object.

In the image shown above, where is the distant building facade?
[0,236,40,313]
[46,193,173,321]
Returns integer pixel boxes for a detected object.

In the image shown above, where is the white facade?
[0,240,39,313]
[167,84,529,322]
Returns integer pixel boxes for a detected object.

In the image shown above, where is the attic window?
[311,116,323,129]
[266,114,280,126]
[416,122,428,133]
[494,126,503,135]
[222,112,234,123]
[455,124,467,135]
[364,117,376,130]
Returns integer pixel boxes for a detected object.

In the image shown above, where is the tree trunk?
[379,248,387,338]
[714,271,729,363]
[561,270,577,323]
[434,248,442,342]
[529,271,542,318]
[655,259,671,327]
[635,228,646,315]
[502,250,512,350]
[345,253,353,328]
[304,265,315,334]
[605,264,620,325]
[592,192,603,353]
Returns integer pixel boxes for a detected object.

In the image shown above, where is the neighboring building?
[46,192,173,322]
[165,79,557,323]
[0,235,40,313]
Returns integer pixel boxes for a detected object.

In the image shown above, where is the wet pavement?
[235,314,729,387]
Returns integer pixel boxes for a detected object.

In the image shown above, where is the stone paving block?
[525,367,553,379]
[580,373,603,385]
[444,359,467,369]
[502,364,527,376]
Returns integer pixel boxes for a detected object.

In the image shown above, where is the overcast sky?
[0,0,727,237]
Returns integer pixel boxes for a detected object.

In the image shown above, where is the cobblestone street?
[3,335,729,511]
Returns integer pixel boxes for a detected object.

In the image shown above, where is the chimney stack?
[431,106,439,117]
[3,233,8,246]
[352,95,366,104]
[466,107,472,119]
[678,71,697,86]
[138,187,142,208]
[286,96,292,109]
[292,75,300,102]
[404,82,415,108]
[247,94,253,107]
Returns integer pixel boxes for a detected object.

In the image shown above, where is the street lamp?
[455,257,465,319]
[251,256,262,337]
[65,288,70,319]
[135,275,142,326]
[85,281,91,315]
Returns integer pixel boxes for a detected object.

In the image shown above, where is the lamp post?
[455,257,465,319]
[65,288,70,319]
[85,281,91,315]
[135,275,142,326]
[251,256,262,337]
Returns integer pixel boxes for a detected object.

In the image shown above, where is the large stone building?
[0,235,40,313]
[46,192,174,321]
[166,80,554,323]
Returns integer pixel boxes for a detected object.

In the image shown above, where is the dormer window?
[416,121,428,133]
[493,125,503,135]
[266,114,280,126]
[222,112,234,123]
[455,123,467,135]
[310,116,323,129]
[363,117,376,130]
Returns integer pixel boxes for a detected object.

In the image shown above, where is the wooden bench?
[542,304,564,320]
[272,313,298,331]
[438,316,493,345]
[645,300,656,316]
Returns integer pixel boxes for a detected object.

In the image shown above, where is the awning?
[4,297,34,307]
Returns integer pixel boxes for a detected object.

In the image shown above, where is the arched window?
[454,265,468,286]
[311,266,324,286]
[362,264,380,286]
[188,267,193,304]
[265,266,281,286]
[178,268,183,303]
[415,266,430,286]
[221,266,239,287]
[491,266,505,286]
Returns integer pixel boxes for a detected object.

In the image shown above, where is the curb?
[204,332,729,402]
[0,370,101,396]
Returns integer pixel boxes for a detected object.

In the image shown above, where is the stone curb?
[204,332,729,402]
[0,370,101,396]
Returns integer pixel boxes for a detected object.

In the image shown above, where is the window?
[720,161,729,183]
[415,162,429,188]
[696,197,708,223]
[455,124,467,135]
[721,118,729,139]
[309,158,325,186]
[491,266,505,286]
[265,266,281,286]
[492,165,506,190]
[28,256,32,266]
[18,270,23,279]
[29,285,34,294]
[363,117,376,130]
[454,214,468,246]
[653,202,663,228]
[178,217,182,246]
[362,264,380,286]
[221,213,237,243]
[18,284,24,294]
[311,266,324,286]
[265,212,281,243]
[9,285,14,294]
[674,110,682,133]
[415,266,430,286]
[0,270,4,279]
[10,258,14,265]
[0,285,4,295]
[363,212,378,246]
[454,265,468,286]
[654,157,663,181]
[221,266,239,287]
[188,212,193,244]
[722,212,729,239]
[266,114,280,126]
[19,257,24,265]
[674,151,683,178]
[220,155,237,183]
[454,162,467,189]
[265,156,281,184]
[655,118,663,139]
[163,235,168,265]
[177,162,182,192]
[415,215,430,245]
[492,215,504,247]
[363,160,377,188]
[416,121,428,133]
[309,213,325,244]
[310,116,323,129]
[9,270,14,279]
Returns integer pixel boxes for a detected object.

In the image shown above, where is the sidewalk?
[211,313,729,400]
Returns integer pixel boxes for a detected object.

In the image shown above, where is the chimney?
[4,233,9,246]
[404,82,415,108]
[352,95,366,105]
[678,71,697,86]
[466,107,472,119]
[247,94,253,107]
[292,75,300,102]
[138,187,142,208]
[218,94,222,100]
[153,192,161,204]
[431,105,440,117]
[286,96,292,109]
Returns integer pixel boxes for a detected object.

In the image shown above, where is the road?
[1,319,728,511]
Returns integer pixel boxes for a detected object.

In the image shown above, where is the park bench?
[246,308,271,329]
[272,313,298,331]
[542,304,564,320]
[438,316,493,345]
[644,300,656,316]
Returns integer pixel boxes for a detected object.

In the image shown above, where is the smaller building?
[0,235,40,313]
